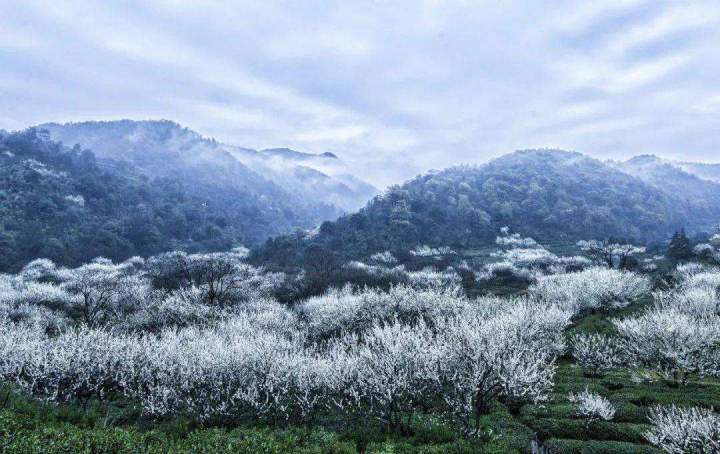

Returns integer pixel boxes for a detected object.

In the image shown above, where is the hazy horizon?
[2,1,719,187]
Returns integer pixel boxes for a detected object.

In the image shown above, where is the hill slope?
[0,128,338,272]
[254,149,718,267]
[678,161,720,183]
[615,155,720,218]
[40,120,377,212]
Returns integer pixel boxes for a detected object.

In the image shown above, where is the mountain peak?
[261,148,338,161]
[626,154,663,165]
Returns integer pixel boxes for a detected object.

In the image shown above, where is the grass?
[519,361,720,452]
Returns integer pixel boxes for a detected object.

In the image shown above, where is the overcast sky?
[2,1,719,187]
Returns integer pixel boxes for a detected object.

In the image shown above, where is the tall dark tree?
[667,229,693,263]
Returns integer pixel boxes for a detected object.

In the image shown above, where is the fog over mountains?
[40,120,378,212]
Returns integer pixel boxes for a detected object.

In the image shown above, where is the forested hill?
[615,154,720,216]
[0,128,337,272]
[253,149,718,267]
[39,120,377,212]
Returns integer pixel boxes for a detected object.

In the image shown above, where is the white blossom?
[568,387,615,428]
[571,333,623,377]
[529,267,650,316]
[646,405,720,453]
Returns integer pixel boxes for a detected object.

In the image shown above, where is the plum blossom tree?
[339,320,440,433]
[436,300,571,435]
[62,262,123,326]
[478,228,591,283]
[529,267,650,316]
[646,405,720,453]
[369,251,398,265]
[296,283,471,339]
[613,308,720,385]
[571,333,623,377]
[568,387,615,430]
[577,240,646,269]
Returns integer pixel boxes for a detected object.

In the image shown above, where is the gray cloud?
[1,0,719,187]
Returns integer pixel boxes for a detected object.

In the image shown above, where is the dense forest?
[254,150,717,268]
[0,128,338,272]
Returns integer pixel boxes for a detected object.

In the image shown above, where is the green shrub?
[0,412,356,454]
[525,418,648,444]
[543,438,660,453]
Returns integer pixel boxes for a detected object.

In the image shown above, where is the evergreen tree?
[667,229,692,263]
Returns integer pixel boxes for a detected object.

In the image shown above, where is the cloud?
[1,0,719,187]
[295,125,367,143]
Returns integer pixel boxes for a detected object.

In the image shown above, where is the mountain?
[677,161,720,183]
[615,155,720,218]
[253,149,719,267]
[227,145,377,212]
[41,120,377,212]
[0,127,340,272]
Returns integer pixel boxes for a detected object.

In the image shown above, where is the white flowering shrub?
[654,286,719,317]
[646,405,720,453]
[343,261,407,284]
[1,324,141,405]
[0,316,45,379]
[475,261,535,283]
[568,387,615,429]
[673,262,720,292]
[613,308,720,384]
[409,245,456,257]
[496,229,538,248]
[571,333,623,377]
[0,279,77,311]
[435,299,571,435]
[338,320,441,432]
[0,283,571,434]
[675,262,714,280]
[0,275,74,332]
[693,239,720,265]
[19,258,61,283]
[121,286,210,331]
[529,267,650,316]
[128,322,319,422]
[478,229,591,283]
[296,284,470,339]
[370,251,398,265]
[405,267,463,290]
[577,240,646,269]
[683,271,720,292]
[1,247,588,436]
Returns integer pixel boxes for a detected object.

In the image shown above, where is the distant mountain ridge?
[614,153,720,184]
[613,154,720,218]
[40,120,377,212]
[0,124,349,271]
[678,161,720,183]
[261,147,338,160]
[254,149,720,267]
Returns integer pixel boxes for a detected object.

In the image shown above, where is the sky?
[1,0,719,188]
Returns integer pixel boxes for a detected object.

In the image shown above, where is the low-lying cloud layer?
[1,1,719,187]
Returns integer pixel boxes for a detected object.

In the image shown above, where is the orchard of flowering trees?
[2,234,720,452]
[0,254,571,433]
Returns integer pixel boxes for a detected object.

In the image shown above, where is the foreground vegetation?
[1,229,719,452]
